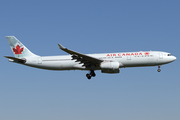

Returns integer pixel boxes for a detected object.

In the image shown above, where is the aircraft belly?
[26,60,76,70]
[43,61,75,70]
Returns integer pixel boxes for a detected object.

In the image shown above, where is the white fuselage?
[5,36,177,79]
[23,51,176,71]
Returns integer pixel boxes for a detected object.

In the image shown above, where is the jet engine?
[100,61,120,73]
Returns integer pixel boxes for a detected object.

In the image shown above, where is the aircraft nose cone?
[173,56,177,61]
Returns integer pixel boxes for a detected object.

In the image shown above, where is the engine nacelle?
[101,69,119,73]
[100,61,120,73]
[100,61,120,69]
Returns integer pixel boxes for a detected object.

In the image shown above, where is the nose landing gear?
[157,65,161,72]
[86,70,96,79]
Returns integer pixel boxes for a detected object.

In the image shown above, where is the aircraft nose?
[173,56,177,61]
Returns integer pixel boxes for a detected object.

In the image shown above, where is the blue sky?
[0,0,180,120]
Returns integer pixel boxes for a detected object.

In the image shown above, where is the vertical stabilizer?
[6,36,38,58]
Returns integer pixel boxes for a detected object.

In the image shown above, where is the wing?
[58,44,103,67]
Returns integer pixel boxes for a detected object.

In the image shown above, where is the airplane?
[5,36,176,79]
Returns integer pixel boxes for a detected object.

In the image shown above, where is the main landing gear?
[157,65,161,72]
[86,70,96,79]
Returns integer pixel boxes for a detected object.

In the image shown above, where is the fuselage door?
[38,57,42,64]
[159,53,163,59]
[127,55,131,60]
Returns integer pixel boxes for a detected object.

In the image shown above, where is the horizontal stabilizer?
[4,56,26,64]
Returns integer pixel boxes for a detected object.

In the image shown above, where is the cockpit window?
[168,54,172,56]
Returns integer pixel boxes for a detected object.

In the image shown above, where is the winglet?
[58,43,66,50]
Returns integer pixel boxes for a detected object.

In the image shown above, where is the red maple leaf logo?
[13,45,24,55]
[144,52,150,55]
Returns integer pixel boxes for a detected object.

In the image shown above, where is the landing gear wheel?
[86,74,91,79]
[90,70,96,77]
[157,65,161,72]
[91,73,96,77]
